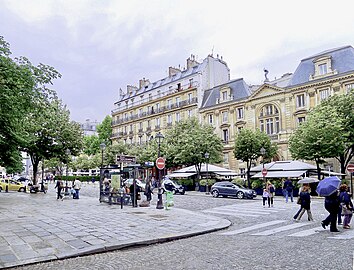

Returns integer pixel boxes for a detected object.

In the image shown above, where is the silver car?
[210,181,257,199]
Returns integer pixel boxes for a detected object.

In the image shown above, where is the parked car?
[0,179,26,192]
[123,179,145,191]
[210,181,256,199]
[161,179,185,195]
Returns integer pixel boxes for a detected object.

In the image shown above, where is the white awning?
[251,170,307,178]
[215,171,238,176]
[320,170,346,176]
[167,172,196,178]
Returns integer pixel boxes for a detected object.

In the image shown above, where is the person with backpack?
[295,185,313,221]
[266,181,275,207]
[283,178,294,203]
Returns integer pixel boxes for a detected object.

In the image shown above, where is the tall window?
[320,88,330,100]
[259,104,280,135]
[188,110,193,117]
[176,112,180,122]
[147,120,151,127]
[139,108,143,116]
[222,111,228,123]
[156,103,160,112]
[297,116,306,126]
[222,129,229,143]
[149,93,152,101]
[296,94,305,108]
[176,97,180,107]
[223,153,229,164]
[208,114,213,124]
[130,124,133,132]
[189,78,194,87]
[346,83,354,94]
[156,118,160,126]
[188,93,192,102]
[237,107,244,119]
[167,114,172,124]
[222,91,228,101]
[139,122,143,129]
[167,99,172,109]
[319,63,328,75]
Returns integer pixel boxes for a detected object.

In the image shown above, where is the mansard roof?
[287,45,354,87]
[201,78,251,109]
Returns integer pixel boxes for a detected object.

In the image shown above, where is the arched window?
[259,104,280,135]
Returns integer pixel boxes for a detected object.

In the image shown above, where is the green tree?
[233,128,277,188]
[22,98,83,184]
[289,90,354,178]
[97,115,112,145]
[0,36,36,170]
[82,135,100,155]
[165,117,223,181]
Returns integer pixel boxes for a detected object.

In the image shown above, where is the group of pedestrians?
[55,179,82,200]
[261,178,353,232]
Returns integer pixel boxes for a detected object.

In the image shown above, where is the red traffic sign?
[262,168,268,177]
[156,157,165,170]
[347,164,354,173]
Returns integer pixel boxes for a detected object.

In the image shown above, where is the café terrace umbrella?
[298,177,319,184]
[316,176,341,196]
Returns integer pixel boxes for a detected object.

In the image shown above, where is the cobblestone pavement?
[8,183,354,269]
[0,183,230,269]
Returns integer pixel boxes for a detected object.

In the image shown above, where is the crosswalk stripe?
[251,222,311,236]
[220,220,287,235]
[211,207,271,215]
[288,226,323,237]
[203,209,259,217]
[222,205,285,213]
[328,229,354,239]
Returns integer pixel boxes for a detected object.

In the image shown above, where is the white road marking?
[288,226,323,237]
[220,220,287,235]
[203,209,259,217]
[251,222,311,236]
[328,229,354,239]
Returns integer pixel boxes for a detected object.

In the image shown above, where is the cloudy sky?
[1,0,354,123]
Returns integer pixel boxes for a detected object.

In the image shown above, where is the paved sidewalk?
[0,191,230,269]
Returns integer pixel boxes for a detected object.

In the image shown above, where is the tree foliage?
[164,117,224,178]
[289,90,354,178]
[233,128,277,187]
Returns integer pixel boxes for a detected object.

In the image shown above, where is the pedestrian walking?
[72,178,82,199]
[321,190,340,232]
[54,179,63,200]
[295,185,313,221]
[144,180,154,204]
[294,184,309,220]
[262,188,270,208]
[130,179,141,207]
[266,181,275,207]
[339,184,353,229]
[283,178,294,203]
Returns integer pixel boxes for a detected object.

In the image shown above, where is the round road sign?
[156,157,165,170]
[347,164,354,173]
[262,168,267,177]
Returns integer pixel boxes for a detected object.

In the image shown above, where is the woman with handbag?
[295,185,313,221]
[339,184,353,229]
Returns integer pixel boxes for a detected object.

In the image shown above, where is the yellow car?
[0,179,26,192]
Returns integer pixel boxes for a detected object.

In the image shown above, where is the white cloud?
[2,0,354,122]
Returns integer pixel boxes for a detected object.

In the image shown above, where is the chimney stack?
[139,77,150,89]
[187,54,199,69]
[169,67,181,77]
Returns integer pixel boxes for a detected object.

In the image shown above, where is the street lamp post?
[154,132,164,209]
[260,147,266,187]
[65,149,71,195]
[100,143,106,168]
[205,152,210,195]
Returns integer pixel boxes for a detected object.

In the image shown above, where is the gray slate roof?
[201,78,251,109]
[288,45,354,87]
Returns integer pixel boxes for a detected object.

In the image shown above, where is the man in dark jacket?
[321,191,340,232]
[283,178,294,203]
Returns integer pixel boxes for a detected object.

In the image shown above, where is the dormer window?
[319,63,327,75]
[220,87,231,102]
[311,55,337,80]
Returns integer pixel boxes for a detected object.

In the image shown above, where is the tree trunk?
[315,159,321,180]
[30,154,40,185]
[247,160,251,189]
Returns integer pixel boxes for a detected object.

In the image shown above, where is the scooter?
[28,183,47,193]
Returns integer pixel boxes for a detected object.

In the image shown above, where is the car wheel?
[172,189,176,195]
[180,190,185,195]
[0,187,2,192]
[19,187,25,192]
[212,190,219,198]
[236,191,244,199]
